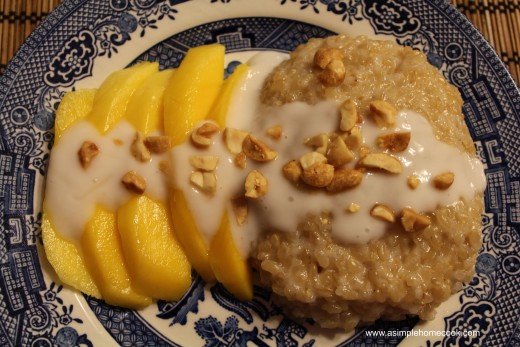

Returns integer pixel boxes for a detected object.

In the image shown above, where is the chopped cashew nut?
[267,125,283,140]
[313,47,344,69]
[130,132,151,162]
[242,135,277,162]
[318,59,346,87]
[224,128,249,154]
[432,172,455,190]
[245,170,268,198]
[369,100,397,128]
[376,132,411,153]
[78,141,100,169]
[191,122,220,147]
[327,136,355,167]
[299,151,328,170]
[282,160,303,183]
[401,208,431,232]
[190,171,217,194]
[339,100,358,132]
[326,168,363,193]
[407,175,421,190]
[189,156,219,171]
[144,135,171,153]
[370,204,395,223]
[121,171,146,194]
[304,133,329,154]
[302,163,335,188]
[359,153,403,174]
[231,196,248,225]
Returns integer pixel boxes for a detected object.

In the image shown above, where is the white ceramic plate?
[1,0,519,346]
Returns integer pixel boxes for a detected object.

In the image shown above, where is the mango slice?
[41,208,101,298]
[163,44,225,145]
[88,61,158,134]
[81,206,151,309]
[125,69,174,134]
[117,195,191,301]
[54,88,96,145]
[209,212,253,300]
[210,63,248,128]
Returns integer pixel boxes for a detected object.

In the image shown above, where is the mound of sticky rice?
[250,35,484,331]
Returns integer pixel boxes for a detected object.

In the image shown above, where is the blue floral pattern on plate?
[0,0,519,346]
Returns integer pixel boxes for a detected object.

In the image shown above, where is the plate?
[1,0,519,346]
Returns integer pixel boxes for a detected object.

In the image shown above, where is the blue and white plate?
[1,0,519,346]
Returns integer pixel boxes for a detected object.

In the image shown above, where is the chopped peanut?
[358,145,371,159]
[282,160,303,183]
[318,59,346,87]
[144,135,171,153]
[231,196,248,226]
[327,136,355,167]
[191,122,220,147]
[78,141,100,169]
[369,100,397,128]
[326,168,363,193]
[158,160,170,174]
[313,47,344,69]
[302,163,335,188]
[130,132,151,162]
[346,202,361,213]
[266,125,283,140]
[304,133,329,154]
[339,100,358,132]
[407,175,420,190]
[190,171,217,194]
[401,208,431,232]
[234,152,247,169]
[242,135,277,162]
[432,172,455,190]
[359,153,403,174]
[223,128,249,154]
[245,170,268,198]
[376,132,411,153]
[189,155,219,171]
[299,151,328,170]
[121,171,146,194]
[343,126,362,150]
[370,204,395,223]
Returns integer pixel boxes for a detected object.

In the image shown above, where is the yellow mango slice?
[163,44,225,145]
[117,195,191,301]
[81,206,151,309]
[169,189,215,282]
[54,88,96,145]
[88,61,158,134]
[209,212,253,300]
[210,63,248,128]
[41,208,101,298]
[124,69,174,134]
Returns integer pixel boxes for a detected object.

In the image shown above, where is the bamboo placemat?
[0,0,519,85]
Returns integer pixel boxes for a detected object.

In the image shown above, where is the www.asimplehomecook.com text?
[365,329,481,338]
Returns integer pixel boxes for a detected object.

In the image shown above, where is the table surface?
[0,0,519,86]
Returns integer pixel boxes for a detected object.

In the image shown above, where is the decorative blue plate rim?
[0,0,519,346]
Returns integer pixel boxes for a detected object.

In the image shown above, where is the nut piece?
[158,160,171,174]
[245,170,268,198]
[299,151,328,170]
[242,135,277,162]
[407,175,420,190]
[231,196,248,226]
[318,59,346,87]
[302,163,335,188]
[282,160,303,183]
[327,136,355,167]
[223,128,249,154]
[326,168,363,193]
[191,122,220,147]
[313,47,344,69]
[369,100,397,128]
[78,141,100,169]
[376,132,411,153]
[401,208,431,232]
[234,152,247,169]
[370,204,395,223]
[359,153,403,174]
[339,100,358,132]
[343,126,362,150]
[432,171,455,190]
[346,202,361,213]
[189,155,219,171]
[144,135,171,153]
[358,145,371,159]
[130,132,151,162]
[190,171,217,194]
[266,125,283,140]
[304,133,329,154]
[121,171,146,194]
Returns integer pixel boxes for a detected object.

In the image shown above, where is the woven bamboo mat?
[0,0,519,85]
